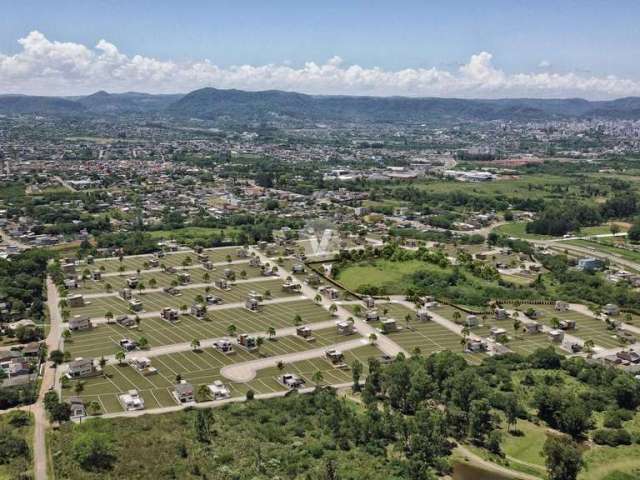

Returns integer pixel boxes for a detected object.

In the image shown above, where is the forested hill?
[2,88,640,122]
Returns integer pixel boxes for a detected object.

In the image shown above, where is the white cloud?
[538,60,552,69]
[0,30,639,99]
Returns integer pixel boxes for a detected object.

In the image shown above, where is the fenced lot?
[74,261,262,294]
[65,300,335,358]
[63,338,378,414]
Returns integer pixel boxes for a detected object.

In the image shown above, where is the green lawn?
[335,259,438,294]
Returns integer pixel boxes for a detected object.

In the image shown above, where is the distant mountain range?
[1,88,640,123]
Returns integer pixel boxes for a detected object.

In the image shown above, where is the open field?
[335,259,438,294]
[65,300,334,358]
[147,226,241,241]
[63,343,379,413]
[495,222,621,240]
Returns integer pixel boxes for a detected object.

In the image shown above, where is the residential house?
[68,315,91,331]
[173,381,195,403]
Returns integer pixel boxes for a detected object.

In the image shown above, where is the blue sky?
[1,0,639,98]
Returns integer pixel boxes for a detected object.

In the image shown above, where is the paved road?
[220,337,368,382]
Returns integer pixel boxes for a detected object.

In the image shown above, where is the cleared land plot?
[63,342,378,413]
[515,304,623,349]
[68,295,131,317]
[65,300,335,358]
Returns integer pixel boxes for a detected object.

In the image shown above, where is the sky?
[1,0,639,99]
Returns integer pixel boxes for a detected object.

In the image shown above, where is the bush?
[0,430,29,464]
[593,429,632,447]
[72,431,116,471]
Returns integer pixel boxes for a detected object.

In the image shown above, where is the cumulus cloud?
[0,30,639,99]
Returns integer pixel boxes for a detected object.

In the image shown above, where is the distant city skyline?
[1,0,640,98]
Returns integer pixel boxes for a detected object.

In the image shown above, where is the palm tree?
[256,336,264,350]
[353,305,362,317]
[118,265,125,275]
[240,270,247,280]
[149,278,157,289]
[105,283,112,293]
[115,350,126,365]
[226,254,232,263]
[329,304,338,316]
[264,289,272,299]
[276,360,285,371]
[62,329,72,342]
[312,370,324,387]
[74,381,84,395]
[197,384,211,402]
[194,294,204,304]
[105,311,114,323]
[513,318,522,333]
[293,314,303,326]
[143,261,150,270]
[404,313,412,328]
[368,333,378,345]
[550,317,561,329]
[138,337,149,349]
[58,299,68,310]
[99,356,107,369]
[138,282,146,295]
[452,310,462,324]
[61,309,70,322]
[227,324,237,337]
[314,294,322,304]
[191,339,201,351]
[267,326,276,339]
[180,304,188,313]
[203,272,210,283]
[584,339,595,354]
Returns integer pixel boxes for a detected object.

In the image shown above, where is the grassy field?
[0,412,33,480]
[494,222,621,240]
[335,259,436,294]
[65,300,334,358]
